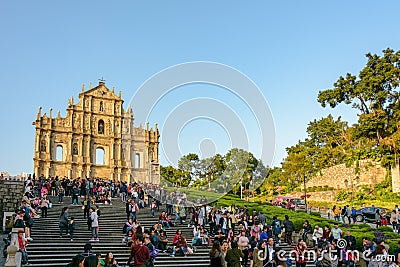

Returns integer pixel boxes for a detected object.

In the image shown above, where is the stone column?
[5,233,19,267]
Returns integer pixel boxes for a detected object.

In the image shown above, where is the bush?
[378,226,394,233]
[309,212,321,217]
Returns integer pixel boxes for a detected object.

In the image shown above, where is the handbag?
[82,205,85,210]
[49,203,52,209]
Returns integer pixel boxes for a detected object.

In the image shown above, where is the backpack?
[14,218,25,228]
[122,224,128,234]
[149,246,159,259]
[273,220,281,234]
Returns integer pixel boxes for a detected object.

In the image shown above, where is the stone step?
[23,196,316,267]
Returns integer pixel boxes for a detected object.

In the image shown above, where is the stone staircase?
[26,197,209,267]
[25,196,316,267]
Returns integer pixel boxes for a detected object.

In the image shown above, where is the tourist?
[158,210,170,228]
[178,201,187,224]
[301,220,312,243]
[89,207,99,241]
[351,206,357,224]
[333,205,340,221]
[283,215,294,245]
[144,236,156,267]
[17,229,29,265]
[82,195,91,219]
[158,230,168,252]
[344,231,356,250]
[172,229,182,245]
[104,252,118,267]
[294,238,307,267]
[252,240,265,267]
[150,200,157,217]
[58,185,65,203]
[209,241,223,267]
[59,207,69,237]
[341,206,347,223]
[170,235,188,257]
[368,244,389,267]
[237,230,250,267]
[322,225,331,244]
[69,216,76,241]
[220,240,229,267]
[214,228,226,244]
[193,225,202,246]
[39,195,50,218]
[96,253,106,267]
[312,225,323,247]
[173,200,180,225]
[330,223,342,240]
[225,241,243,267]
[220,212,231,235]
[21,199,36,241]
[271,215,282,243]
[120,182,128,202]
[124,218,135,234]
[66,254,85,267]
[13,209,25,229]
[260,226,269,243]
[126,199,132,220]
[84,255,99,267]
[126,235,151,266]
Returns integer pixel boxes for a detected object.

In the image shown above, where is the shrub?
[309,212,321,217]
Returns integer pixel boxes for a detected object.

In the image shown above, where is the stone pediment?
[81,82,121,100]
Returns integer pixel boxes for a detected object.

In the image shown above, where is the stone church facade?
[32,81,160,184]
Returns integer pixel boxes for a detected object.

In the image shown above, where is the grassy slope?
[212,194,400,253]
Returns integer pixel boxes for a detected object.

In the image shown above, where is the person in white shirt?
[312,225,323,246]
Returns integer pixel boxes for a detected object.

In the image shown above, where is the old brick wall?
[306,160,387,190]
[0,179,25,231]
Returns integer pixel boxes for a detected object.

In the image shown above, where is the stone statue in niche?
[115,120,120,134]
[98,122,104,134]
[73,145,78,155]
[40,140,46,152]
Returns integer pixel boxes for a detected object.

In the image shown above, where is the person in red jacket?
[126,235,150,267]
[17,230,29,265]
[294,238,308,267]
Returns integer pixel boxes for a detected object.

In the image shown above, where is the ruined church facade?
[32,81,160,183]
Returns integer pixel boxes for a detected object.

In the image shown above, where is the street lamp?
[296,172,308,212]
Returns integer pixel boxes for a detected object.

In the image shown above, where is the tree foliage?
[281,48,400,188]
[161,148,269,196]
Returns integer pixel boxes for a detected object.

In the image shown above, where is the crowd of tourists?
[6,174,400,267]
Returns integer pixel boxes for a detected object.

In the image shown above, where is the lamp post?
[240,178,243,200]
[296,172,308,212]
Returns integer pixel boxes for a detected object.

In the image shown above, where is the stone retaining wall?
[0,179,25,231]
[306,160,386,190]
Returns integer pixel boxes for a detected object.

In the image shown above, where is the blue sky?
[1,1,399,175]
